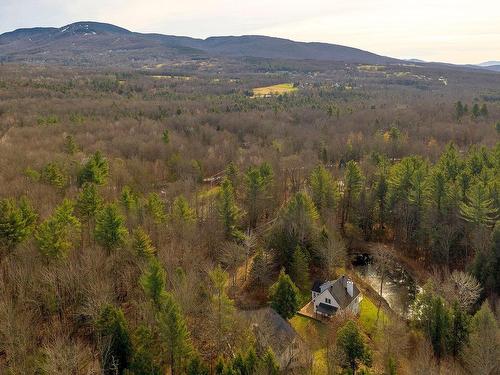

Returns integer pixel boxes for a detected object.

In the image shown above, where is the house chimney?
[346,279,353,297]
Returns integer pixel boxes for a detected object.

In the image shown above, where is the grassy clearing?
[359,297,388,338]
[358,65,385,72]
[252,83,297,97]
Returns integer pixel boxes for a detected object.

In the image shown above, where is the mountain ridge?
[0,21,398,65]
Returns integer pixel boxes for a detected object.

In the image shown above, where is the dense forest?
[0,61,499,374]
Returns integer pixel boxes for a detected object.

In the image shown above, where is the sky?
[1,0,499,64]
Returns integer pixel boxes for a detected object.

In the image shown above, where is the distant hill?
[0,21,398,65]
[478,61,500,67]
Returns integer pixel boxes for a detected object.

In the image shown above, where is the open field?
[252,83,298,97]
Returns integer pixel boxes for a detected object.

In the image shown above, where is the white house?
[311,276,361,318]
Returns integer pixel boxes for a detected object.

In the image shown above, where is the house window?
[325,298,331,304]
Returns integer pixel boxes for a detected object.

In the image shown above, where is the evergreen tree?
[95,203,128,253]
[132,227,156,258]
[40,162,68,189]
[341,160,363,229]
[129,325,162,375]
[225,161,239,190]
[96,304,132,375]
[140,257,167,309]
[472,103,481,118]
[269,269,300,320]
[63,135,78,155]
[35,199,80,260]
[471,222,500,294]
[289,246,310,290]
[268,191,320,269]
[209,265,235,354]
[447,301,470,357]
[260,348,280,375]
[244,164,273,229]
[0,197,37,253]
[157,292,192,375]
[76,183,103,245]
[336,320,371,374]
[309,164,338,215]
[146,192,167,224]
[460,183,497,226]
[186,355,209,375]
[454,101,465,120]
[171,195,196,225]
[78,150,109,186]
[120,185,137,213]
[217,178,243,241]
[412,289,450,359]
[248,249,270,287]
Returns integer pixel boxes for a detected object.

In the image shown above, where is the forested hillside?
[0,62,499,374]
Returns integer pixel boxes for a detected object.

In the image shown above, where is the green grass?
[359,297,388,338]
[313,348,327,375]
[252,83,297,97]
[290,315,328,350]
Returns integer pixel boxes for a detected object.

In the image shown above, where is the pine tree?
[76,183,103,246]
[472,103,481,119]
[140,257,167,309]
[95,203,128,253]
[157,292,192,375]
[77,150,109,186]
[309,164,338,215]
[63,135,78,155]
[454,101,465,121]
[269,269,300,319]
[289,246,310,290]
[217,178,243,241]
[0,197,37,253]
[186,355,209,375]
[225,161,239,190]
[260,348,280,375]
[336,320,371,374]
[120,185,137,213]
[268,191,320,269]
[40,162,68,189]
[460,183,497,226]
[341,160,363,229]
[209,265,235,354]
[171,195,196,225]
[35,199,80,260]
[146,192,167,224]
[447,301,470,357]
[96,304,132,375]
[129,325,162,375]
[132,227,155,258]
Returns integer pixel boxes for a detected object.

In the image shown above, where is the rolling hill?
[0,21,398,66]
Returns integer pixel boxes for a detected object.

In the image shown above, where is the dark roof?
[312,280,323,293]
[242,307,303,354]
[317,303,337,316]
[328,276,360,309]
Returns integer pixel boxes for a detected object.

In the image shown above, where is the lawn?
[359,297,388,338]
[252,83,297,97]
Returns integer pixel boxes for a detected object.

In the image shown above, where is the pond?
[352,253,421,317]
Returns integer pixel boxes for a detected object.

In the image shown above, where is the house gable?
[314,289,340,309]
